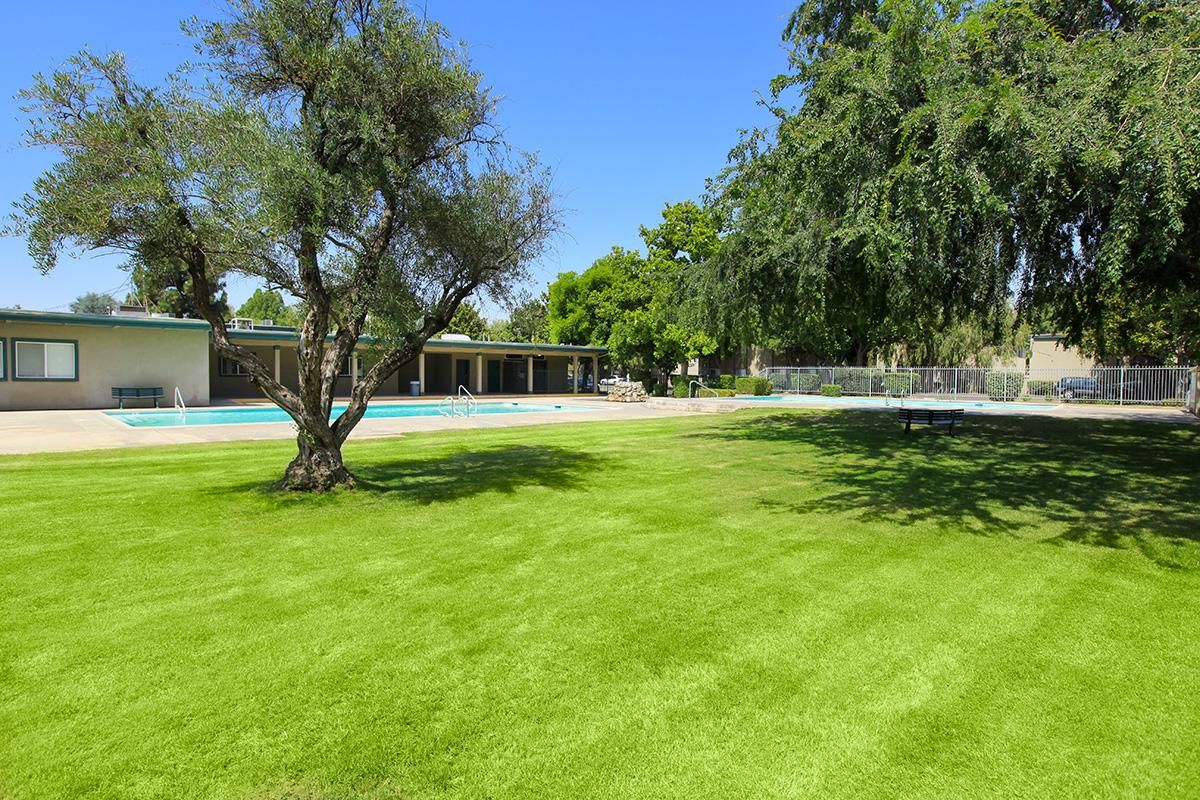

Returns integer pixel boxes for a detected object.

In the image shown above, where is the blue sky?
[0,1,794,316]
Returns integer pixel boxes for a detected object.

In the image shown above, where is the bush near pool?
[985,371,1024,401]
[820,384,843,397]
[832,368,873,395]
[718,374,736,390]
[881,372,917,395]
[735,377,773,396]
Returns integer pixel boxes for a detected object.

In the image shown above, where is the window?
[13,339,77,381]
[339,355,363,377]
[218,357,251,377]
[0,338,5,381]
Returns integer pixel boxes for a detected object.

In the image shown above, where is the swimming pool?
[108,401,590,428]
[732,394,1057,412]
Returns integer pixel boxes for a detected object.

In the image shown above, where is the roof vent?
[440,333,471,341]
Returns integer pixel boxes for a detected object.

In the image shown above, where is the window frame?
[12,338,78,382]
[339,354,363,378]
[217,356,251,378]
[0,337,5,381]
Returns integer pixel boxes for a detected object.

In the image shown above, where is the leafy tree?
[236,288,298,326]
[130,260,230,319]
[445,302,487,340]
[506,292,550,342]
[70,292,118,315]
[15,0,557,490]
[549,202,717,382]
[710,0,1200,365]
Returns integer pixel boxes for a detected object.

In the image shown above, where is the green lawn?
[2,410,1199,799]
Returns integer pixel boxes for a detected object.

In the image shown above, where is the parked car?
[1056,376,1100,401]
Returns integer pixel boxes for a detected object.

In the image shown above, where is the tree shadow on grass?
[703,411,1200,569]
[211,444,603,506]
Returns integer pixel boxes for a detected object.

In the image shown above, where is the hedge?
[985,371,1024,401]
[832,368,872,394]
[881,372,917,395]
[713,388,736,397]
[795,373,821,392]
[735,377,772,396]
[1026,379,1055,397]
[672,382,690,398]
[718,374,736,390]
[820,384,842,397]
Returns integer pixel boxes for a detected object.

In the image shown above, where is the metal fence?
[758,366,1195,406]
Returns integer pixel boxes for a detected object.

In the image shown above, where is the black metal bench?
[898,407,965,435]
[112,387,164,409]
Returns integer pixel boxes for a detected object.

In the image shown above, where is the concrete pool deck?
[0,396,688,455]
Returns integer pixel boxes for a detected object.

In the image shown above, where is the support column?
[475,353,484,393]
[527,355,535,394]
[273,346,281,383]
[350,351,358,390]
[572,355,579,394]
[592,356,599,393]
[418,352,426,395]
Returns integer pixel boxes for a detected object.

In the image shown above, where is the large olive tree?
[14,0,558,490]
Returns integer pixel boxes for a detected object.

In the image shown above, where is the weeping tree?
[14,0,558,491]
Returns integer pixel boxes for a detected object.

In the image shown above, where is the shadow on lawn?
[212,444,601,506]
[705,411,1200,569]
[352,444,602,503]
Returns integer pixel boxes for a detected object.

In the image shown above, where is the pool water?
[734,394,1057,412]
[108,401,589,428]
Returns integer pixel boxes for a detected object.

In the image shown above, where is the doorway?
[455,358,471,391]
[487,360,501,392]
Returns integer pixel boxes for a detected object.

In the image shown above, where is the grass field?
[2,409,1199,799]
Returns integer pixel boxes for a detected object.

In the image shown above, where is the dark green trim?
[11,337,80,382]
[0,308,209,332]
[0,337,5,381]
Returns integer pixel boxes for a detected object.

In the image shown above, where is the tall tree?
[70,292,118,315]
[235,288,298,326]
[444,302,487,340]
[15,0,557,490]
[506,292,550,342]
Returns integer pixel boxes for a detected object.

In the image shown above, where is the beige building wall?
[0,321,210,411]
[1028,336,1094,372]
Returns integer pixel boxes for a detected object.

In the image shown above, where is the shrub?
[672,382,690,398]
[735,377,772,396]
[881,372,916,395]
[718,374,736,390]
[985,371,1024,401]
[670,375,691,390]
[832,368,872,394]
[1026,379,1055,397]
[795,373,821,392]
[820,384,842,397]
[651,382,667,397]
[713,388,736,397]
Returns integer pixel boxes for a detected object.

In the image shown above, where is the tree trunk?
[280,439,355,492]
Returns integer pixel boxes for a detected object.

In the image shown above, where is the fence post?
[953,367,958,400]
[1119,365,1125,405]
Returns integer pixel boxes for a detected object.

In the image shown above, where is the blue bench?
[112,387,164,409]
[898,407,965,436]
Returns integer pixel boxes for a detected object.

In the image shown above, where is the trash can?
[409,380,421,397]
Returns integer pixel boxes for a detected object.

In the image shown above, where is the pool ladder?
[438,385,478,418]
[689,380,718,399]
[174,386,187,416]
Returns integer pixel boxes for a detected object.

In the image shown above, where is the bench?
[898,407,965,436]
[112,387,164,409]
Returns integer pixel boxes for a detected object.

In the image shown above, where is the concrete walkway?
[0,396,685,455]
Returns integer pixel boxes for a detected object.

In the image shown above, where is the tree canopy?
[69,292,118,315]
[445,302,487,340]
[235,288,299,326]
[548,202,717,383]
[706,0,1200,365]
[15,0,557,490]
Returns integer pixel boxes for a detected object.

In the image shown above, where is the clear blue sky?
[0,1,794,315]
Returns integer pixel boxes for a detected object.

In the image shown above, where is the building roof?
[0,308,210,331]
[0,308,606,354]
